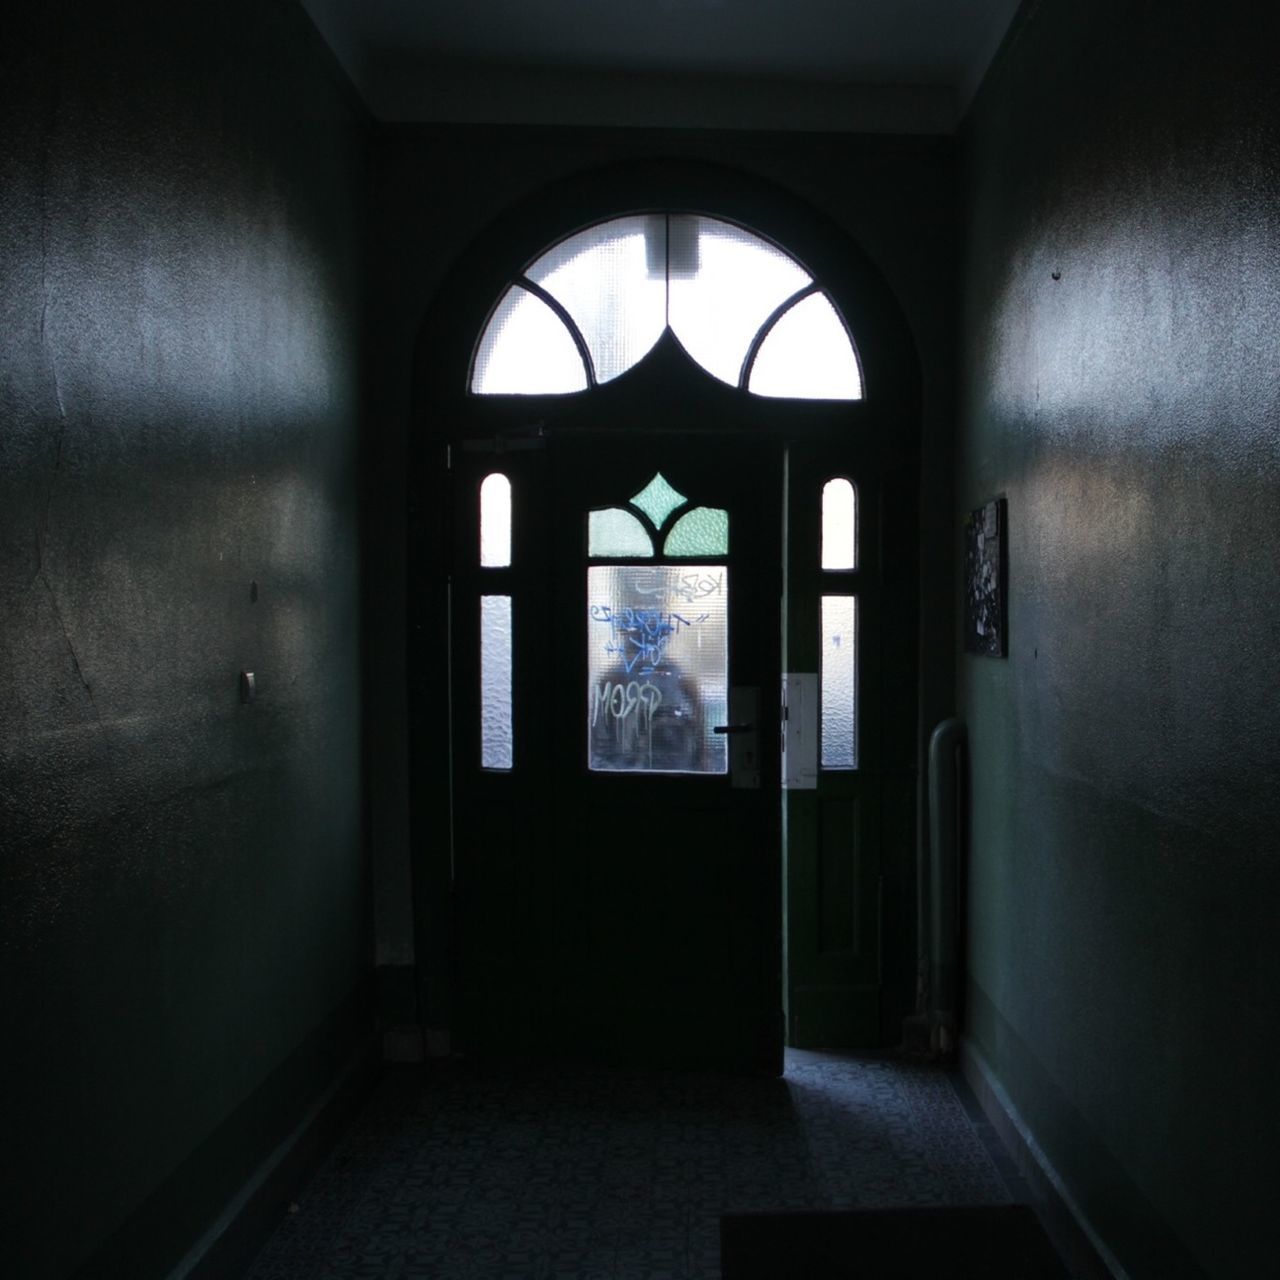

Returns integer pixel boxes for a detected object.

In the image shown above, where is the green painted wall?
[0,4,370,1275]
[958,2,1278,1276]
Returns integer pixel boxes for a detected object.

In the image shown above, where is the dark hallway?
[2,3,1276,1278]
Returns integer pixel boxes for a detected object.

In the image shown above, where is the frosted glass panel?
[749,292,863,400]
[821,479,856,571]
[821,595,857,770]
[472,284,588,394]
[668,216,812,387]
[588,508,653,558]
[480,596,513,769]
[663,507,728,557]
[526,216,666,384]
[480,473,511,567]
[587,565,728,774]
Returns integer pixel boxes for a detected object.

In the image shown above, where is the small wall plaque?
[964,498,1007,657]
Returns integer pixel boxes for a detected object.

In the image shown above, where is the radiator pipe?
[927,717,967,1057]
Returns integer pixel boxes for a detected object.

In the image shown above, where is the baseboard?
[959,1037,1127,1280]
[75,988,379,1280]
[174,1039,380,1279]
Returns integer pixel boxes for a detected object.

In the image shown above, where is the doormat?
[721,1203,1068,1279]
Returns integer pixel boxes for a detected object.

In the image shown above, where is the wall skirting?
[76,990,378,1280]
[959,1037,1126,1280]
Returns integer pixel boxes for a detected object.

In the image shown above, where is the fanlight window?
[471,214,863,400]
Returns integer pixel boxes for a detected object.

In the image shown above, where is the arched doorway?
[411,165,920,1070]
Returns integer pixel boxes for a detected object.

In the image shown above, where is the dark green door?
[448,355,786,1071]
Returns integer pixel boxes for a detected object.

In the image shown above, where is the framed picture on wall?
[964,498,1007,657]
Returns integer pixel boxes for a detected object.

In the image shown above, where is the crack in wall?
[37,569,101,720]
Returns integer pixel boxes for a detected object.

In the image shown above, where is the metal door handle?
[713,723,755,734]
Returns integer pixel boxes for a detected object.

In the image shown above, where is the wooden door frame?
[408,160,922,1055]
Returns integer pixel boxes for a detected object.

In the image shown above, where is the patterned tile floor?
[244,1050,1024,1280]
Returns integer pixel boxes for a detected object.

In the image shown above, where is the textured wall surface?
[958,2,1279,1276]
[0,4,368,1275]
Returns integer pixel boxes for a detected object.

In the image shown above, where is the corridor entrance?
[416,195,914,1071]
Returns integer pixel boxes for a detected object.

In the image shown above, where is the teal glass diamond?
[629,472,687,531]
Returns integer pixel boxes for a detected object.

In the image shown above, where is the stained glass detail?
[748,291,863,400]
[821,595,857,770]
[588,508,654,558]
[480,473,512,567]
[480,595,513,769]
[587,565,728,774]
[668,217,812,386]
[663,507,728,557]
[629,472,687,530]
[821,479,856,571]
[471,284,588,394]
[525,215,666,385]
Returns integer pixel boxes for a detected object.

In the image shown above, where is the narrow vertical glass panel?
[821,595,857,770]
[663,507,728,556]
[480,473,511,567]
[480,595,513,769]
[525,216,667,384]
[668,216,813,386]
[821,479,856,571]
[748,291,863,400]
[629,472,686,530]
[588,508,654,558]
[587,565,728,774]
[472,284,588,394]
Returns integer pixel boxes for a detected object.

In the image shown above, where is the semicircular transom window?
[470,214,863,401]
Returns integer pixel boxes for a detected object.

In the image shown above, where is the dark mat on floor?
[721,1203,1070,1279]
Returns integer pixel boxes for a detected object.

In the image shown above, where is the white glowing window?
[666,216,812,387]
[821,595,857,770]
[525,215,667,384]
[471,215,862,400]
[821,478,856,571]
[480,596,513,770]
[480,473,512,567]
[472,284,588,394]
[748,292,863,400]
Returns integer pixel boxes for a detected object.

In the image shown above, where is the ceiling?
[301,0,1023,133]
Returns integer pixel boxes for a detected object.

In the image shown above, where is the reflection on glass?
[471,285,587,394]
[588,508,653,558]
[586,564,728,774]
[525,216,666,384]
[821,478,856,571]
[669,217,813,386]
[748,291,862,400]
[821,595,857,770]
[664,507,729,557]
[480,473,511,567]
[480,596,513,769]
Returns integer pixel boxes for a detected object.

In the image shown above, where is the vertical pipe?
[928,717,966,1056]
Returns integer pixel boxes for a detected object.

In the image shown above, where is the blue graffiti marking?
[589,605,712,676]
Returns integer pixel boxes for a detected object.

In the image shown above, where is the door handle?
[713,723,755,734]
